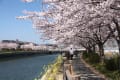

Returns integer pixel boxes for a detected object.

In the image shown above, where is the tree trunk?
[86,48,93,53]
[116,40,120,54]
[98,44,104,62]
[92,45,96,53]
[100,45,104,56]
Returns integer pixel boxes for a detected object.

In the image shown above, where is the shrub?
[89,53,100,64]
[104,56,120,71]
[83,52,100,64]
[112,71,120,80]
[104,58,115,71]
[95,63,107,73]
[114,56,120,70]
[82,52,120,80]
[82,52,90,59]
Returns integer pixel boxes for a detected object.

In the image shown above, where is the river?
[0,54,57,80]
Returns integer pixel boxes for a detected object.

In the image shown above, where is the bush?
[89,53,100,64]
[83,52,100,64]
[82,52,120,80]
[82,52,90,59]
[114,56,120,70]
[104,56,120,71]
[112,71,120,80]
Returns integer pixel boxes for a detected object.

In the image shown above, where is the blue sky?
[0,0,51,44]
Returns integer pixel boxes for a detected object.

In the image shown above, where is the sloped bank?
[35,55,63,80]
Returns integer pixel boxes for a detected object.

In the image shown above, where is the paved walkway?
[64,53,106,80]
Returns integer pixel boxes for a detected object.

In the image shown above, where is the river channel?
[0,54,57,80]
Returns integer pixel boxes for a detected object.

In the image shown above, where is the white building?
[32,45,47,50]
[20,43,35,50]
[0,42,19,50]
[45,44,58,51]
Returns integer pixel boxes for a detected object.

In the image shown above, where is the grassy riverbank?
[35,55,63,80]
[82,52,120,80]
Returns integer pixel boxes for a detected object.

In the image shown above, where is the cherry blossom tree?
[91,0,120,54]
[17,0,120,60]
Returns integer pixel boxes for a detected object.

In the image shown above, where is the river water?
[0,54,57,80]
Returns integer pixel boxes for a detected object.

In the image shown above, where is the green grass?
[82,52,120,80]
[35,55,63,80]
[94,64,120,80]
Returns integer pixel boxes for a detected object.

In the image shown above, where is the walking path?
[64,53,106,80]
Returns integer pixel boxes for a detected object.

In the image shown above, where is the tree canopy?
[17,0,120,56]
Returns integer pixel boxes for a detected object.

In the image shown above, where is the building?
[0,40,19,50]
[32,45,47,51]
[45,44,59,51]
[20,42,36,50]
[0,40,59,51]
